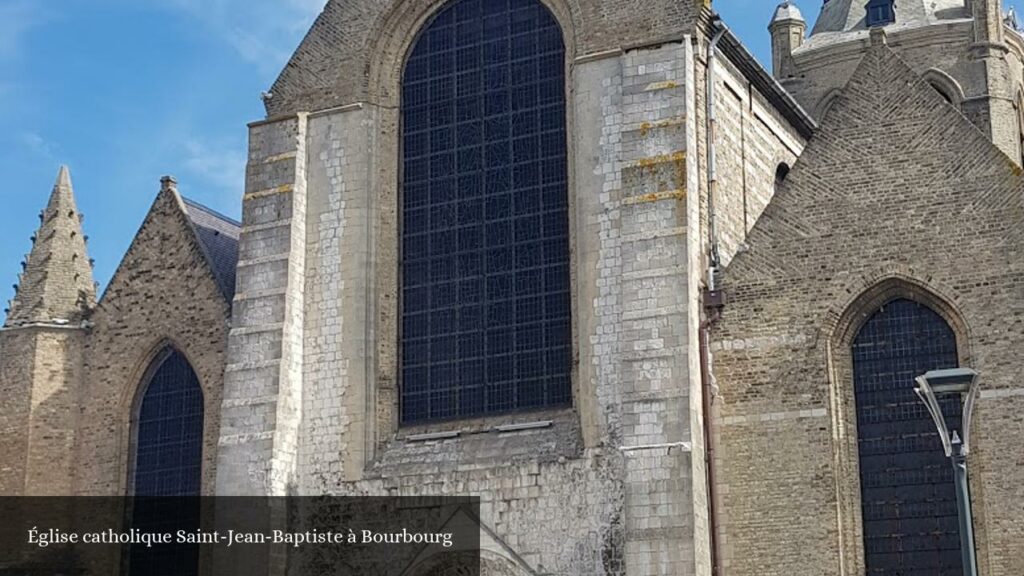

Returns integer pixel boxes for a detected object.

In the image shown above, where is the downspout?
[702,15,727,576]
[706,18,726,293]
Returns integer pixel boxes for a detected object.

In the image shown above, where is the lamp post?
[914,368,980,576]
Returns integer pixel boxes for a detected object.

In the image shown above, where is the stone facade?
[217,2,810,575]
[2,1,1023,576]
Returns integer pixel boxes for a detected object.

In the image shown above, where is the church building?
[1,0,1021,575]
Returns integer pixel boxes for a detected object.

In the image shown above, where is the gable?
[265,0,706,116]
[77,186,232,494]
[723,36,1024,303]
[96,187,236,315]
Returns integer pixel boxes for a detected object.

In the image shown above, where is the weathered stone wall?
[0,331,32,494]
[75,189,231,496]
[0,327,85,495]
[570,42,699,576]
[264,0,705,116]
[701,44,803,271]
[215,116,308,497]
[221,3,821,575]
[225,25,717,575]
[711,43,1024,576]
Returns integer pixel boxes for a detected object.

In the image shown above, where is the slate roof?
[182,198,240,303]
[800,0,971,52]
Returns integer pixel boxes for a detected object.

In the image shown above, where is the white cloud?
[0,1,51,62]
[180,139,247,197]
[21,131,57,160]
[163,0,327,75]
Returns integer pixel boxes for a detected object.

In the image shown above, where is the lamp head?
[914,368,980,457]
[917,368,978,396]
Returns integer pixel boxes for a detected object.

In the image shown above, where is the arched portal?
[399,0,572,423]
[852,298,963,575]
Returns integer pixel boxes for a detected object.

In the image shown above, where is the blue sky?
[0,1,1013,304]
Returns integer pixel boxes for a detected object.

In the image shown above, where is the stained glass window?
[852,299,963,576]
[400,0,571,423]
[129,349,203,576]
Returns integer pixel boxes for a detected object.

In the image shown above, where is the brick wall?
[0,332,32,493]
[785,18,1024,162]
[711,43,1024,576]
[76,189,231,496]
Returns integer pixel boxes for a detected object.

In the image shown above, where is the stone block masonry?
[216,115,308,497]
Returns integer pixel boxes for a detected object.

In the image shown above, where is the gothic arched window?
[131,348,204,495]
[400,0,571,423]
[852,299,963,575]
[128,348,204,576]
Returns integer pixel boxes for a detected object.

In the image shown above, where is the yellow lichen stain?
[645,80,680,92]
[628,152,687,188]
[634,151,686,169]
[673,154,686,188]
[623,189,687,205]
[637,118,685,138]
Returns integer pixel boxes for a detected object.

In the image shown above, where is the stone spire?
[4,166,96,327]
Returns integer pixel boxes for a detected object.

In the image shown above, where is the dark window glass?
[132,350,204,496]
[774,163,790,186]
[401,0,570,423]
[129,349,203,576]
[852,299,963,576]
[866,0,895,27]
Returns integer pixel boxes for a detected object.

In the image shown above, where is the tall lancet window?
[852,299,963,575]
[400,0,571,423]
[128,349,204,576]
[132,348,204,496]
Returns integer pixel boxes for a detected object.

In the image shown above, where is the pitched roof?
[181,198,240,302]
[801,0,971,51]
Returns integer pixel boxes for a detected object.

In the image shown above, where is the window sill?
[395,406,576,441]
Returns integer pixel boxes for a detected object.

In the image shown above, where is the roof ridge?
[181,195,242,228]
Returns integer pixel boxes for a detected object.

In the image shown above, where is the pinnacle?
[55,165,71,190]
[4,166,97,327]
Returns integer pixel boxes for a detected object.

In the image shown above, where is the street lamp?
[914,368,980,576]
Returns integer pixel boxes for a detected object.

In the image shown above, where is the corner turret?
[769,2,807,80]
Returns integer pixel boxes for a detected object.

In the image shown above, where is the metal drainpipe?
[706,18,726,292]
[702,16,727,576]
